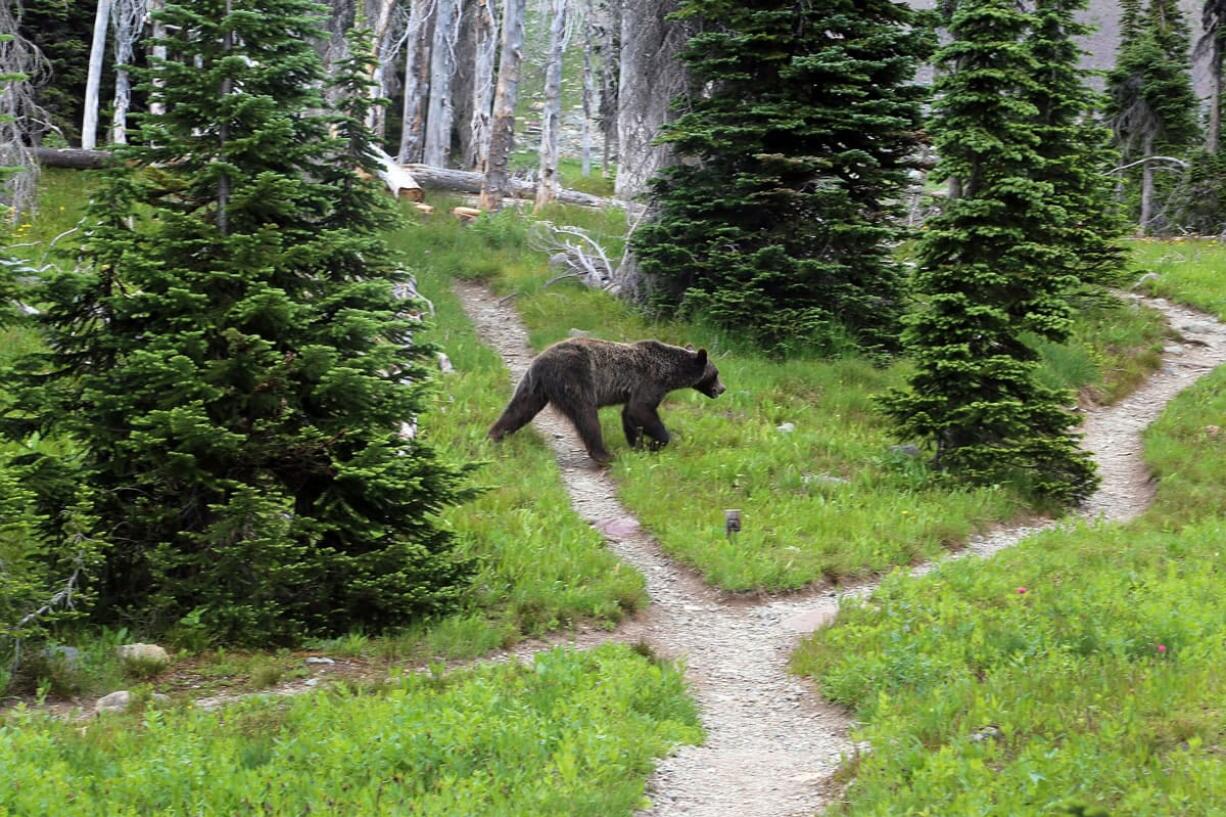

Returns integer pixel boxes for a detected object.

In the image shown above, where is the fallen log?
[404,164,613,208]
[370,145,423,201]
[32,147,113,169]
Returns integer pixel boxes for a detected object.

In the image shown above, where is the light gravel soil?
[453,282,1226,817]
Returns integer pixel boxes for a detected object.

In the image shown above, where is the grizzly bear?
[488,338,725,465]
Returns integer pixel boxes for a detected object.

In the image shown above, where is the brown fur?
[488,338,726,465]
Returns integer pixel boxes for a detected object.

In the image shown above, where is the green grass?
[1131,237,1226,321]
[0,644,701,817]
[791,350,1226,815]
[428,205,1170,592]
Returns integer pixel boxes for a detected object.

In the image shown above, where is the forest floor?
[453,282,1226,817]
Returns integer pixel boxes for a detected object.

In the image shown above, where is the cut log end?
[452,206,482,222]
[414,203,435,215]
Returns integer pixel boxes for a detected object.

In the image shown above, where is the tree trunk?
[614,0,688,199]
[409,163,611,207]
[109,0,145,146]
[535,0,567,209]
[82,0,113,150]
[148,0,168,117]
[424,0,461,167]
[398,0,434,163]
[466,0,499,170]
[580,10,595,177]
[1209,44,1223,154]
[598,0,620,176]
[480,0,524,210]
[1140,133,1156,233]
[32,147,113,169]
[366,0,399,136]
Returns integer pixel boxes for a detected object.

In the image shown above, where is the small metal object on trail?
[725,509,742,541]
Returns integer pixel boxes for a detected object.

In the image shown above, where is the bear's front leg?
[629,404,671,450]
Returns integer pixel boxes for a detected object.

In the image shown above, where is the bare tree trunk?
[218,0,233,235]
[1209,45,1223,154]
[320,0,358,104]
[0,0,46,219]
[424,0,462,167]
[466,0,499,169]
[534,0,567,209]
[147,0,168,117]
[598,0,619,176]
[480,0,525,210]
[1140,132,1156,233]
[398,0,435,163]
[82,0,113,150]
[110,0,146,145]
[365,0,400,136]
[614,0,688,199]
[580,8,595,177]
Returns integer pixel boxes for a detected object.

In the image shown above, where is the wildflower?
[1016,586,1027,595]
[1157,643,1167,655]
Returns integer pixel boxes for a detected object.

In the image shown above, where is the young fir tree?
[1029,0,1125,284]
[11,2,473,644]
[1107,0,1199,232]
[882,0,1098,505]
[630,0,929,354]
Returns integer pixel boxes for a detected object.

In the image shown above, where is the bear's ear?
[695,348,708,365]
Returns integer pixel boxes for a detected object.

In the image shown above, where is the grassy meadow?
[1132,238,1226,320]
[1,644,700,817]
[401,202,1171,591]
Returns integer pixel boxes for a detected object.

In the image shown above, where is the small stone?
[889,443,922,458]
[1206,425,1221,439]
[304,656,335,665]
[568,328,592,338]
[436,352,454,374]
[802,473,848,486]
[43,645,81,669]
[782,607,839,634]
[776,422,796,433]
[117,643,170,665]
[970,725,1003,743]
[1166,344,1185,355]
[95,690,132,713]
[1181,321,1212,334]
[595,516,641,538]
[304,678,320,687]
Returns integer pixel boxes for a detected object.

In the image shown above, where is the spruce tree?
[630,0,929,354]
[1107,0,1199,232]
[1028,0,1124,284]
[882,0,1098,504]
[10,1,473,644]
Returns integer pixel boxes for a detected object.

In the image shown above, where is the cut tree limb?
[407,163,613,207]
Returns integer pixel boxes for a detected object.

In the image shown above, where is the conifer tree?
[11,1,473,644]
[1029,0,1124,283]
[1107,0,1199,232]
[882,0,1098,504]
[630,0,929,353]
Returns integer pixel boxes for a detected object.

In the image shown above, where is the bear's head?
[690,348,725,398]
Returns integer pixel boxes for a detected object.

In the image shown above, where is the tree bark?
[320,0,358,104]
[614,0,688,199]
[398,0,434,163]
[148,0,168,117]
[82,0,113,150]
[466,0,499,170]
[598,0,619,176]
[109,0,145,145]
[423,0,461,167]
[1209,45,1223,154]
[580,9,595,177]
[480,0,524,210]
[1140,132,1156,233]
[366,0,399,136]
[535,0,567,209]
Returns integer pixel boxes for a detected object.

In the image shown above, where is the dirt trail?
[454,282,1226,817]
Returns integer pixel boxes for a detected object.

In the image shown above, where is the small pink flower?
[1157,644,1167,655]
[1016,586,1027,595]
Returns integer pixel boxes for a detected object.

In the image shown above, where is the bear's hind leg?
[554,396,612,465]
[621,406,643,448]
[489,377,549,441]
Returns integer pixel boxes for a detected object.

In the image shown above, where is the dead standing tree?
[423,0,462,166]
[82,0,113,150]
[1,0,49,219]
[534,0,567,209]
[466,0,499,169]
[398,0,435,163]
[479,0,524,210]
[109,0,148,145]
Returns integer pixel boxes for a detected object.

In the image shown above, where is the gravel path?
[454,282,1226,817]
